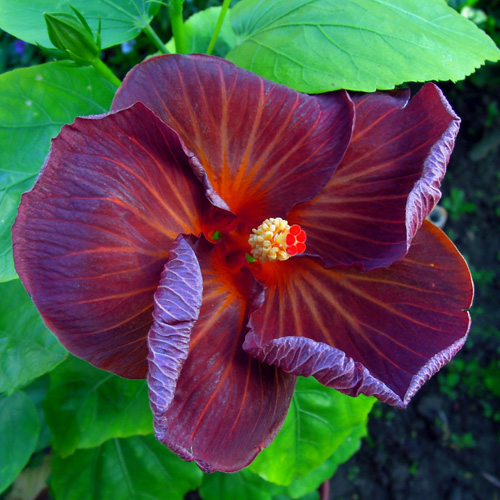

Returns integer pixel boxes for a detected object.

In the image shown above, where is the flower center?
[248,217,307,262]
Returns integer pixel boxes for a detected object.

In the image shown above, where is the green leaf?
[214,423,369,500]
[249,377,375,485]
[0,280,66,395]
[228,0,500,92]
[0,0,160,49]
[166,6,238,56]
[0,391,40,494]
[274,493,319,500]
[44,356,153,457]
[24,376,53,452]
[0,62,116,282]
[282,421,369,498]
[51,435,203,500]
[200,468,282,500]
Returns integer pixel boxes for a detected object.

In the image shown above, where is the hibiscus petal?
[245,221,473,408]
[112,54,354,225]
[13,103,209,378]
[152,238,296,472]
[148,235,202,420]
[288,83,460,270]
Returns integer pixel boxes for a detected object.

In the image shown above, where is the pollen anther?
[248,217,307,263]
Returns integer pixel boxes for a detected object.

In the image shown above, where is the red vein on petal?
[61,286,157,306]
[242,93,303,195]
[218,65,232,192]
[83,304,154,335]
[193,62,226,144]
[249,361,266,436]
[286,278,304,338]
[355,318,443,359]
[189,295,235,351]
[231,79,265,195]
[189,305,247,441]
[331,271,458,332]
[45,261,164,282]
[302,209,404,224]
[174,63,209,165]
[124,126,201,223]
[227,354,252,441]
[316,225,406,245]
[248,101,321,197]
[339,273,460,298]
[65,170,180,239]
[96,155,193,233]
[351,106,400,140]
[338,139,435,183]
[294,270,415,374]
[32,215,176,245]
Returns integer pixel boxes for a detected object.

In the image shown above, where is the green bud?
[44,10,100,65]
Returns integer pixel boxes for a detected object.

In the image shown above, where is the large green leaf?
[283,421,369,498]
[0,62,116,282]
[0,0,160,48]
[0,280,66,395]
[50,435,203,500]
[166,6,238,56]
[205,407,372,500]
[24,376,53,452]
[0,391,40,494]
[207,423,369,500]
[200,469,282,500]
[228,0,500,92]
[250,377,375,485]
[44,356,153,457]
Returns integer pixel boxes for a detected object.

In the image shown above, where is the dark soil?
[328,72,500,500]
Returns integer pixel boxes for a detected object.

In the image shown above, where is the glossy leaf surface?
[290,83,459,270]
[0,391,40,494]
[0,0,159,48]
[44,356,152,458]
[153,240,296,472]
[0,280,66,395]
[0,62,115,282]
[249,377,375,485]
[228,0,500,92]
[112,54,354,225]
[246,222,473,408]
[50,435,203,500]
[13,103,207,378]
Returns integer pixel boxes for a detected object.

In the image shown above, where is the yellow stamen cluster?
[248,217,291,262]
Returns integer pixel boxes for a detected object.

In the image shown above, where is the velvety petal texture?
[245,221,473,408]
[288,83,460,270]
[153,239,296,472]
[13,103,208,378]
[112,54,355,226]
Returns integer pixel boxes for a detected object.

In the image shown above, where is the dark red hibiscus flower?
[13,54,473,473]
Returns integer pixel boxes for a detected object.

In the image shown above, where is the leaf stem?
[169,0,187,54]
[320,480,330,500]
[90,58,121,87]
[143,24,168,54]
[206,0,231,55]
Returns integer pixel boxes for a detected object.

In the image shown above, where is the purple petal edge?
[243,323,470,409]
[147,234,202,453]
[406,85,460,249]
